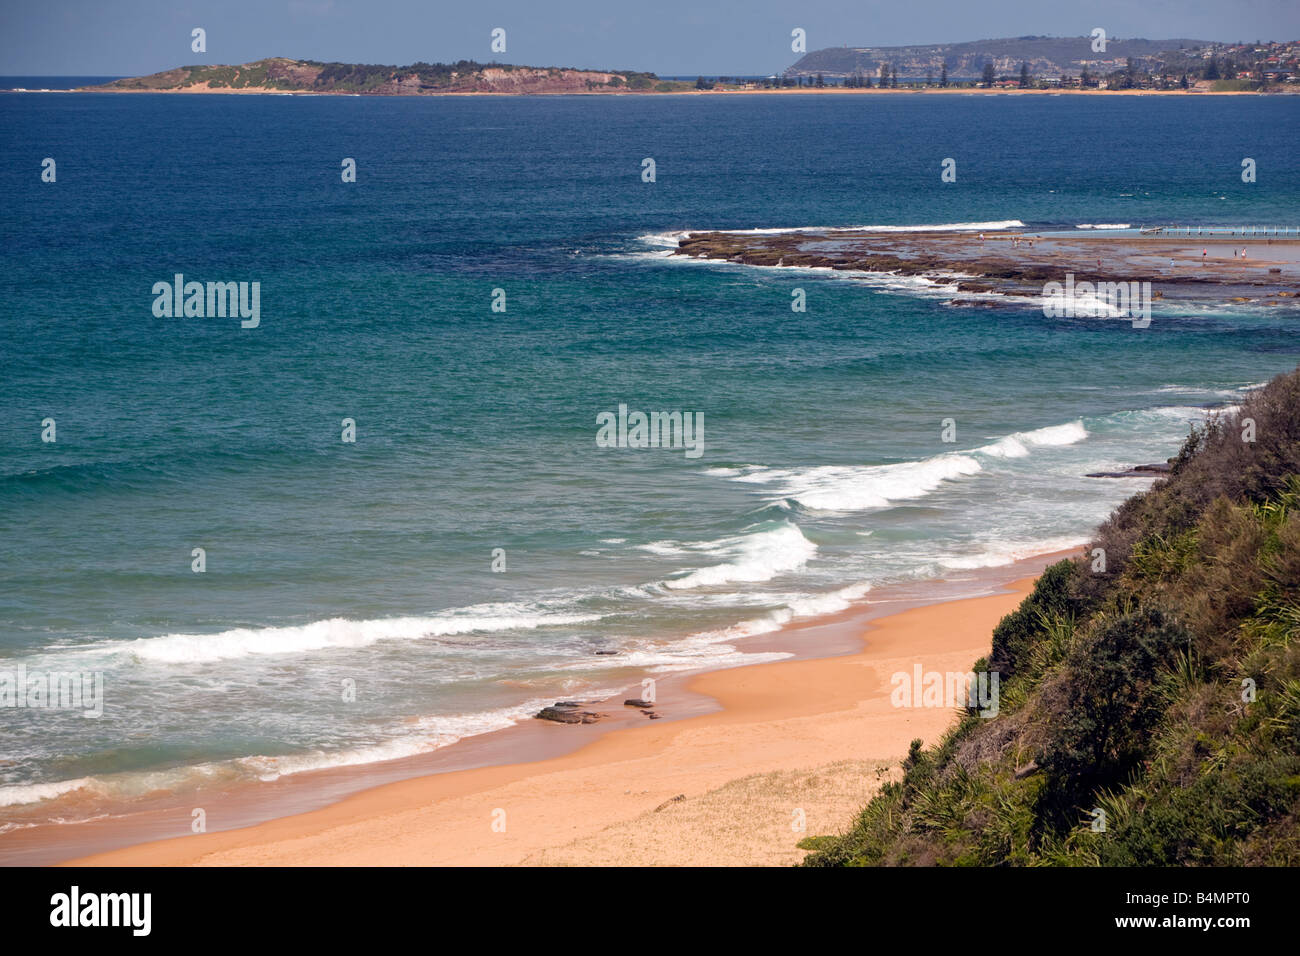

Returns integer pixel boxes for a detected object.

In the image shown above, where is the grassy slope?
[803,367,1300,866]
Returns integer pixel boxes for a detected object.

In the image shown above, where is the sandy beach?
[61,557,1059,866]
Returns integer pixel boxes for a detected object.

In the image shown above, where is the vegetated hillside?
[803,368,1300,866]
[85,58,659,94]
[788,36,1209,78]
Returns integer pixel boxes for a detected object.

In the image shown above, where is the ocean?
[1,89,1298,829]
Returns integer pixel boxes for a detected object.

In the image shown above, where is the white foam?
[581,643,791,674]
[567,616,792,674]
[1151,383,1265,400]
[780,581,874,618]
[636,540,692,556]
[978,436,1030,458]
[836,270,961,296]
[1123,404,1217,422]
[1039,289,1131,318]
[236,701,550,780]
[724,454,983,513]
[640,222,1023,253]
[587,580,872,675]
[977,421,1088,457]
[706,220,1026,235]
[0,699,567,804]
[710,420,1088,513]
[637,230,691,247]
[1075,223,1132,229]
[638,241,986,306]
[112,605,603,664]
[663,523,817,589]
[938,536,1089,570]
[0,777,95,808]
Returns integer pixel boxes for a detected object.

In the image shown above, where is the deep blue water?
[1,91,1298,819]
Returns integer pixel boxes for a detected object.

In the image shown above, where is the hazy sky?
[3,0,1298,76]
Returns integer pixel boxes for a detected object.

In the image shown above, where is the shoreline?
[42,549,1075,866]
[24,87,1289,98]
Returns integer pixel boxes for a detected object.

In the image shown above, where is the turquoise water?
[1,91,1298,819]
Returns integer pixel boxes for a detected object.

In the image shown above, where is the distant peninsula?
[78,58,673,95]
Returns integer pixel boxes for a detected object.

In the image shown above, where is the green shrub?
[803,366,1300,867]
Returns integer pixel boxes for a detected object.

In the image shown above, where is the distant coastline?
[66,86,1286,97]
[5,33,1291,97]
[59,49,1300,96]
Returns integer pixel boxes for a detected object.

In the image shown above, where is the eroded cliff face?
[468,67,622,92]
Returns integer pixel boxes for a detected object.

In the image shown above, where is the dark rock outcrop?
[535,702,603,724]
[1086,463,1172,478]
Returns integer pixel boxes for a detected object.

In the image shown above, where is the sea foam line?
[99,606,605,665]
[662,522,818,590]
[0,695,572,807]
[637,221,1024,247]
[705,421,1088,512]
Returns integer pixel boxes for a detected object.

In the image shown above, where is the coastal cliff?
[803,368,1300,866]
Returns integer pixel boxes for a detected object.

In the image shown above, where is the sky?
[2,0,1298,77]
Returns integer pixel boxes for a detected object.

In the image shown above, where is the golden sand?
[68,570,1045,866]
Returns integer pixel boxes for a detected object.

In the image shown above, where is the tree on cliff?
[1019,62,1030,87]
[939,63,948,88]
[981,62,996,86]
